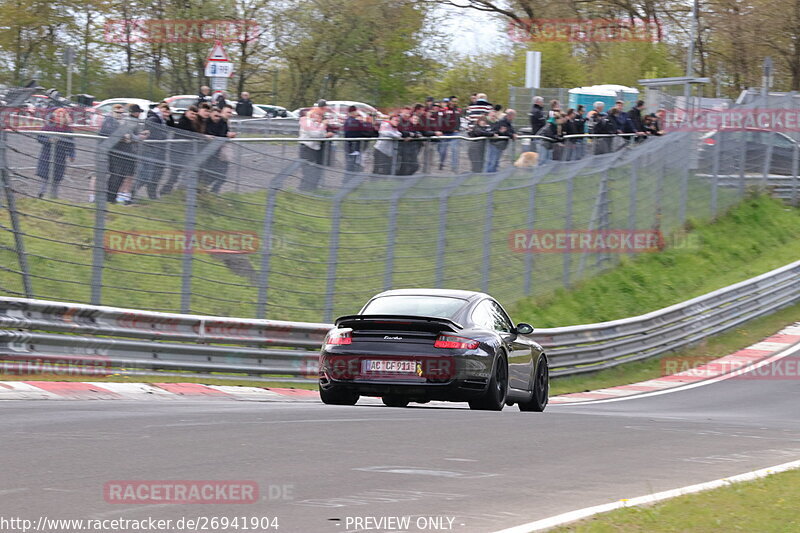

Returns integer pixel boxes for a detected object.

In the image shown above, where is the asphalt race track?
[2,353,799,533]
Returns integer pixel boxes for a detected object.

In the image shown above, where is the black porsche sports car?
[318,289,548,411]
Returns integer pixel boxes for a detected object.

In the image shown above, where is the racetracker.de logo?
[0,354,111,377]
[104,230,260,254]
[103,19,260,43]
[104,481,259,504]
[664,109,800,132]
[509,230,663,253]
[663,356,800,380]
[508,18,661,43]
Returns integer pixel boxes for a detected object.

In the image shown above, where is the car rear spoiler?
[334,314,463,333]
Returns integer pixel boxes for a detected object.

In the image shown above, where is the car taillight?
[434,334,479,350]
[703,138,716,145]
[325,329,352,346]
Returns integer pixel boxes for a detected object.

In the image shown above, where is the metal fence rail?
[1,259,797,380]
[1,124,750,323]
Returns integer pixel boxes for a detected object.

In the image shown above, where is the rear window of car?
[361,296,466,319]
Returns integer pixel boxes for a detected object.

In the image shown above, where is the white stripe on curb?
[493,458,800,533]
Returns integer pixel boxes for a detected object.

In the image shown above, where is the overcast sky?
[436,3,510,55]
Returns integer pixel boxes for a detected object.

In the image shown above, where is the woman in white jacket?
[373,114,401,175]
[298,109,332,190]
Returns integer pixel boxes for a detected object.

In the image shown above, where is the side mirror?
[515,323,534,335]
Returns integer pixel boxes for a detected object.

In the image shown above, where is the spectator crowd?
[34,87,666,202]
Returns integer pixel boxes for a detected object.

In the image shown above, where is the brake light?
[703,138,716,145]
[435,334,479,350]
[325,329,352,346]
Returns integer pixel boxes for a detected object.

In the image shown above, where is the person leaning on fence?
[99,103,148,205]
[537,114,565,163]
[134,101,171,200]
[298,108,333,190]
[343,106,367,172]
[468,115,496,173]
[35,107,75,199]
[373,114,402,175]
[485,109,517,173]
[159,105,204,196]
[203,104,237,193]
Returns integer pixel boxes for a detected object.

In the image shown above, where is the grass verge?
[550,467,800,532]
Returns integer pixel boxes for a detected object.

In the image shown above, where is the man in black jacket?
[343,106,369,172]
[204,104,237,193]
[486,109,517,172]
[529,96,546,133]
[235,92,254,117]
[134,102,171,199]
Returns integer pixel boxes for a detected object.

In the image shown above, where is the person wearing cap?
[98,103,147,204]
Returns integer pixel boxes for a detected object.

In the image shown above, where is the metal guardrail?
[1,259,798,381]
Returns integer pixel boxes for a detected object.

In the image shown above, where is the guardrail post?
[384,176,423,291]
[256,160,302,319]
[324,175,367,322]
[481,172,510,293]
[91,123,133,305]
[562,172,574,288]
[792,143,799,207]
[435,174,472,288]
[180,137,226,314]
[0,130,32,297]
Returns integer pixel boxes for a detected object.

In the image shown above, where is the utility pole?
[63,46,75,99]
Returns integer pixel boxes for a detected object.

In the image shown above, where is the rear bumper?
[319,351,493,401]
[319,375,490,401]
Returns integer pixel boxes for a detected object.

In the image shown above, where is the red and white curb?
[549,322,800,405]
[1,322,797,403]
[0,381,321,402]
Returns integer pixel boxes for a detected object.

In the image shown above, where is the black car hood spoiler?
[334,314,463,333]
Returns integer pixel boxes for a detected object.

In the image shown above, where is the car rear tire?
[469,356,507,411]
[519,355,549,412]
[382,396,409,408]
[319,384,359,405]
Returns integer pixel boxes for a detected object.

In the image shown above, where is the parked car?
[90,98,154,128]
[254,104,297,118]
[164,94,267,118]
[293,100,385,120]
[319,288,549,411]
[698,128,798,175]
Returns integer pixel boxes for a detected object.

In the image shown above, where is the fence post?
[435,174,472,288]
[627,158,639,258]
[91,123,133,305]
[0,130,32,297]
[384,176,423,291]
[762,135,774,189]
[481,172,511,293]
[179,137,226,314]
[562,173,574,288]
[256,160,302,319]
[679,155,689,226]
[710,130,722,217]
[792,143,799,207]
[522,174,538,295]
[738,131,747,198]
[324,175,367,322]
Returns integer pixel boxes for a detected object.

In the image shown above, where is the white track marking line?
[551,339,800,406]
[493,458,800,533]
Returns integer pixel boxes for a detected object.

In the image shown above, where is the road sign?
[210,77,228,92]
[206,41,230,62]
[205,61,233,78]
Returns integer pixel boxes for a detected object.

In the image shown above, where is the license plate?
[362,359,418,374]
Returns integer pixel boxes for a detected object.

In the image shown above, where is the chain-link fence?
[0,111,782,323]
